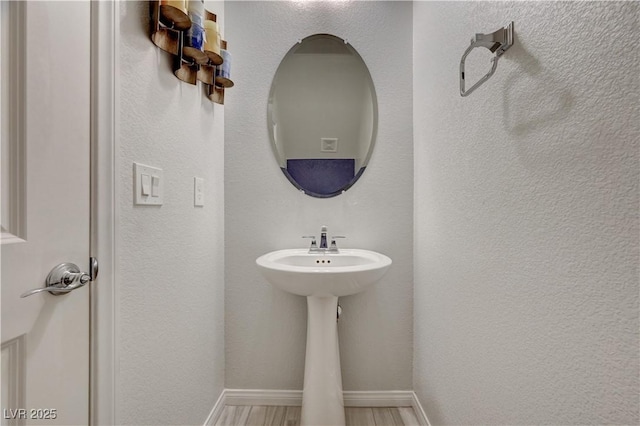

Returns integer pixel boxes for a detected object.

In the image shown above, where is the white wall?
[225,1,413,391]
[413,1,639,424]
[117,2,225,424]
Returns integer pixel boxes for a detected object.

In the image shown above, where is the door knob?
[20,260,98,298]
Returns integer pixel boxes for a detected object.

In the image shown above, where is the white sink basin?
[256,248,391,297]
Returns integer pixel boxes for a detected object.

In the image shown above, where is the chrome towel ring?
[460,22,514,97]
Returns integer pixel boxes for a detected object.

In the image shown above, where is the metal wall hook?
[460,22,514,97]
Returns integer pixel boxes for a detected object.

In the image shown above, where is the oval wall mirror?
[267,34,378,198]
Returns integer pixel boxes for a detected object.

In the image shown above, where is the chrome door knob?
[20,261,97,298]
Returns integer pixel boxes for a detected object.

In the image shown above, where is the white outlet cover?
[134,162,163,206]
[321,138,338,153]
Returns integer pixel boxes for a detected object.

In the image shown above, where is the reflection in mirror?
[268,34,377,198]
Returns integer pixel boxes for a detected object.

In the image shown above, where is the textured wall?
[413,1,639,424]
[225,1,413,391]
[117,1,225,424]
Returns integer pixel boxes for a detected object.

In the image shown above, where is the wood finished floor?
[214,405,421,426]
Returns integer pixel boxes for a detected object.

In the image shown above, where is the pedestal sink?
[256,248,392,426]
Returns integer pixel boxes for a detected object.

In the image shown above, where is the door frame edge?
[90,1,119,425]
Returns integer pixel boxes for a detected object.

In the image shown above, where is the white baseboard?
[205,389,431,425]
[344,390,414,407]
[224,389,302,406]
[410,391,431,426]
[204,389,227,426]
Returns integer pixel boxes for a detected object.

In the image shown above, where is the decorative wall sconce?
[150,0,234,104]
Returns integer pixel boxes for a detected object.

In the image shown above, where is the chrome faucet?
[303,226,345,253]
[319,225,328,249]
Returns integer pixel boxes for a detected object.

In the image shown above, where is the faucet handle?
[302,236,317,249]
[329,236,346,251]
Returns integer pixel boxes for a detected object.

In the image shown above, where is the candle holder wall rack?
[150,1,234,104]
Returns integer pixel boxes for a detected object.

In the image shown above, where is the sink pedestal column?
[301,295,345,426]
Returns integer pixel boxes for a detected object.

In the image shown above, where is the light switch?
[141,174,151,196]
[134,162,163,206]
[151,175,160,197]
[194,177,204,207]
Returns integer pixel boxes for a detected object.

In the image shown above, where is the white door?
[1,2,91,425]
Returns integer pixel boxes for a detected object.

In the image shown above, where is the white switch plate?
[194,177,204,207]
[134,162,163,206]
